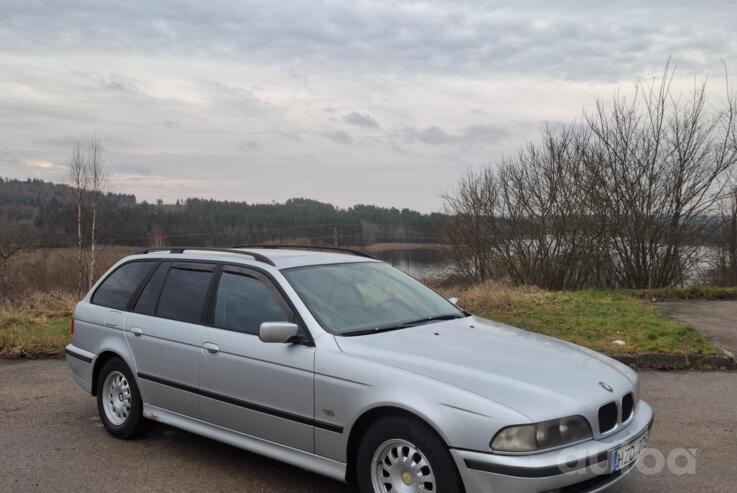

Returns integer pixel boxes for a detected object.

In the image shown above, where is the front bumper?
[451,401,653,493]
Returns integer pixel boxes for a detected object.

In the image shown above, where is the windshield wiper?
[340,313,467,337]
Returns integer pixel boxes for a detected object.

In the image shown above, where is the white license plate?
[611,431,648,472]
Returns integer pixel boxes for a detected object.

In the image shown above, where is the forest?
[0,177,446,249]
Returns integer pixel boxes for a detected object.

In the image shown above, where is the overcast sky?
[1,0,735,211]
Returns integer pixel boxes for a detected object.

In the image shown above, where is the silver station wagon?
[66,246,652,493]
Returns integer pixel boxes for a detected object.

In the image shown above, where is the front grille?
[598,402,618,433]
[621,393,634,422]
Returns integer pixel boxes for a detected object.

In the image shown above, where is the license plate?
[611,431,648,472]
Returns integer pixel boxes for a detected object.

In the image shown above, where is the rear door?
[198,265,316,452]
[88,260,159,333]
[125,261,215,419]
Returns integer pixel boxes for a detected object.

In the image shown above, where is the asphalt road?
[657,300,737,357]
[1,359,735,492]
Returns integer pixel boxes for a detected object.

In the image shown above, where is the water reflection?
[372,248,456,280]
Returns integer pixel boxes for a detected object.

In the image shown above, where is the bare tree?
[87,138,108,289]
[148,224,167,248]
[444,61,737,289]
[586,62,737,288]
[442,168,497,281]
[709,184,737,285]
[442,126,606,289]
[68,143,88,295]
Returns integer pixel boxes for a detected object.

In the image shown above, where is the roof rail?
[234,244,376,260]
[136,247,276,266]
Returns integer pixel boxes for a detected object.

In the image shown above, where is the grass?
[0,291,75,358]
[0,315,69,358]
[0,284,726,359]
[441,283,721,356]
[629,286,737,302]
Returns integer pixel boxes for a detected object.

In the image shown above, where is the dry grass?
[0,290,76,358]
[440,282,720,355]
[8,245,136,294]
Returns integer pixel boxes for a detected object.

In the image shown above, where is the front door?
[198,265,315,452]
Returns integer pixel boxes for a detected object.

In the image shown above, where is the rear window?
[92,261,157,310]
[133,263,168,315]
[156,266,213,324]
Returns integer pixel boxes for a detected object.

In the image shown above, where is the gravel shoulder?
[1,359,735,492]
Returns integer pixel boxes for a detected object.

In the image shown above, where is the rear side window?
[92,261,156,310]
[214,271,292,335]
[133,263,168,315]
[156,266,213,324]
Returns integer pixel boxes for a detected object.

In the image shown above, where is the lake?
[371,245,717,286]
[371,247,456,280]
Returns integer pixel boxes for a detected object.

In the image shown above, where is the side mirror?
[259,322,300,344]
[448,297,459,306]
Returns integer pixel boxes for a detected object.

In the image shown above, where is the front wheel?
[96,358,147,438]
[356,415,464,493]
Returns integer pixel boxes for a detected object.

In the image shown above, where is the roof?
[133,247,379,270]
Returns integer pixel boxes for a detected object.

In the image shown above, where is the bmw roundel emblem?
[599,381,614,392]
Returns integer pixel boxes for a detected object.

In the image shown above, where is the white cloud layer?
[0,0,735,211]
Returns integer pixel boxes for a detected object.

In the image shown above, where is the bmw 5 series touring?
[66,246,652,493]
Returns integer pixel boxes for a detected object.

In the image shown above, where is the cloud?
[460,124,508,143]
[323,130,353,145]
[405,124,507,146]
[79,72,140,94]
[0,0,734,212]
[25,159,64,170]
[239,140,264,151]
[342,111,380,129]
[1,1,734,81]
[408,126,454,145]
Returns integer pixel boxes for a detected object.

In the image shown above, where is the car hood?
[334,316,636,422]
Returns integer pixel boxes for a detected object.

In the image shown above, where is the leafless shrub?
[441,168,497,281]
[708,184,737,285]
[444,62,737,289]
[443,126,609,289]
[585,62,737,288]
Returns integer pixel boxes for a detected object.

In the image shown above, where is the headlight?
[490,416,592,453]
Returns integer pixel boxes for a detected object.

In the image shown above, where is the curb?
[609,352,737,370]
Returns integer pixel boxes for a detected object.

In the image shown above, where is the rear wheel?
[96,358,147,438]
[356,415,464,493]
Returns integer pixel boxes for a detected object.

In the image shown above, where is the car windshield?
[282,261,465,335]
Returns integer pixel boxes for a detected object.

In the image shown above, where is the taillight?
[69,319,75,335]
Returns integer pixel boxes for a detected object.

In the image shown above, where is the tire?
[96,357,147,439]
[356,415,464,493]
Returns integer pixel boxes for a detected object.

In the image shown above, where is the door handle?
[203,342,220,355]
[129,327,143,337]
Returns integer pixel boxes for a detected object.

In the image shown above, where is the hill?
[0,177,445,247]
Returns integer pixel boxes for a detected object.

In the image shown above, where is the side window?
[133,263,168,315]
[92,261,156,310]
[214,271,292,335]
[156,266,213,324]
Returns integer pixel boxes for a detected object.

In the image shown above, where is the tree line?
[0,175,446,295]
[443,64,737,289]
